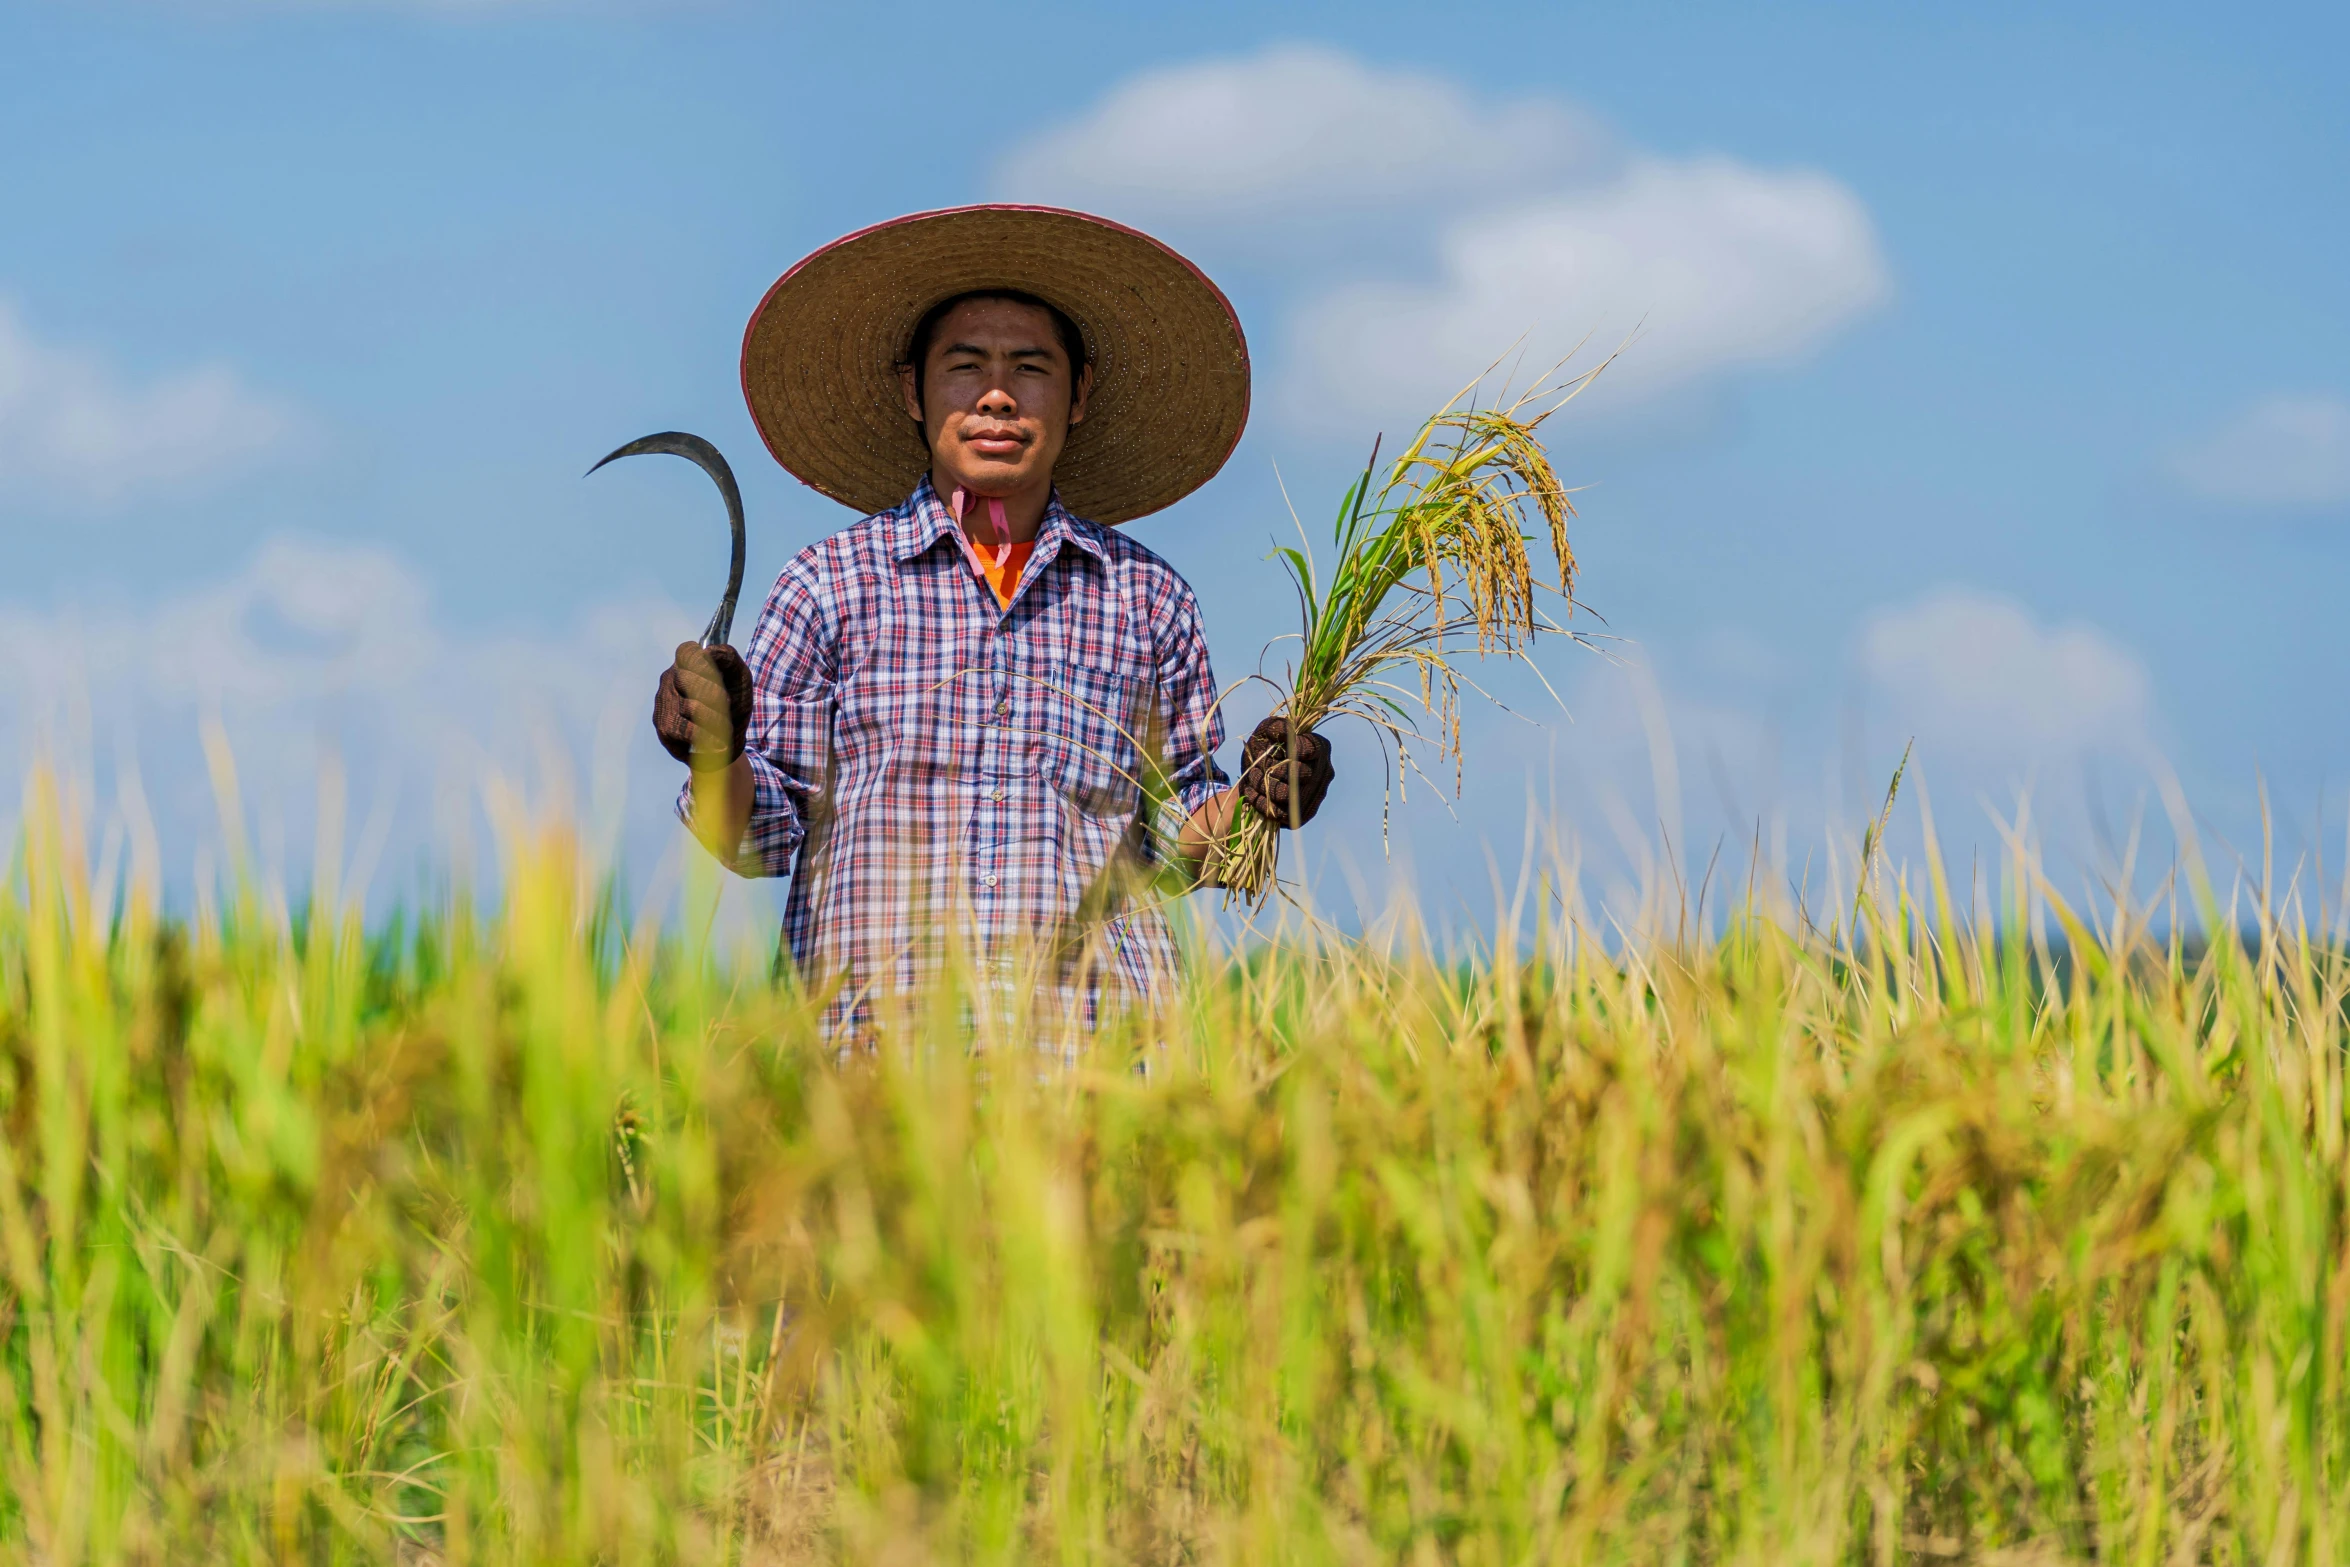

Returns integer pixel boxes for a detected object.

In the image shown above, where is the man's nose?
[976,382,1017,417]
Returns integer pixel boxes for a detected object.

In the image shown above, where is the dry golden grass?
[4,764,2349,1564]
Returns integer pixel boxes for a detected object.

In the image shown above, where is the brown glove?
[653,641,753,771]
[1239,715,1334,830]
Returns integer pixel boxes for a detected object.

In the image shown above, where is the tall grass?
[3,764,2349,1564]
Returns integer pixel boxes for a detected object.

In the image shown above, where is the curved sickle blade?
[587,431,747,647]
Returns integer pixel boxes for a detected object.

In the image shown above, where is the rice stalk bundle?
[1217,372,1596,903]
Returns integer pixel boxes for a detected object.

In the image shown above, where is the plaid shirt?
[681,476,1228,1026]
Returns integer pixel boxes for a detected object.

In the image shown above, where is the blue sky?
[4,0,2346,926]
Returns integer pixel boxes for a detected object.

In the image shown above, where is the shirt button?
[995,699,1011,715]
[990,786,1007,801]
[982,873,998,888]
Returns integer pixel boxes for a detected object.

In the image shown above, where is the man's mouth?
[964,427,1027,458]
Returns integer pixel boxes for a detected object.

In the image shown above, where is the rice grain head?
[1218,375,1592,905]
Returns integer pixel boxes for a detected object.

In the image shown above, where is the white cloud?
[2169,393,2350,509]
[0,300,296,505]
[994,44,1606,226]
[0,537,704,900]
[1859,588,2153,766]
[0,536,661,747]
[999,48,1888,430]
[1280,157,1890,427]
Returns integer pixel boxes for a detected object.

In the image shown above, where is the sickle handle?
[587,430,747,647]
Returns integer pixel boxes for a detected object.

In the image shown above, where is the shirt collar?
[890,474,1106,566]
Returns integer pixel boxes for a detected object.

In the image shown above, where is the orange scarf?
[974,540,1034,609]
[950,487,1034,609]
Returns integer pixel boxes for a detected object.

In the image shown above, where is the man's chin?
[952,458,1034,489]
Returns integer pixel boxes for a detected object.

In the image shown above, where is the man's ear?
[895,363,923,424]
[1068,362,1095,428]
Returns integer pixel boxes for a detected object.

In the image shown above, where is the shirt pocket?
[1022,662,1152,817]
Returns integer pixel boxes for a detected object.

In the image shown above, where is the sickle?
[587,431,747,647]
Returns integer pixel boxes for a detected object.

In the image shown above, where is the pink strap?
[949,485,1014,575]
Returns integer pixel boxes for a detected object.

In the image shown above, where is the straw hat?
[739,205,1250,525]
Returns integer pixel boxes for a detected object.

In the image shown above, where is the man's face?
[898,297,1092,500]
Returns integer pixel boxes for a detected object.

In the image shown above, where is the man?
[651,205,1333,1029]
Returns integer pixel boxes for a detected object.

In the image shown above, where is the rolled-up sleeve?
[676,552,835,878]
[1146,574,1228,854]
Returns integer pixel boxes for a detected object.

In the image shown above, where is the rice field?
[3,765,2348,1564]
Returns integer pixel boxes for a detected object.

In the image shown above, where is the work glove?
[653,641,753,771]
[1238,715,1334,830]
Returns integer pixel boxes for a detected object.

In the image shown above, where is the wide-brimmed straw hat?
[739,205,1250,525]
